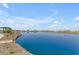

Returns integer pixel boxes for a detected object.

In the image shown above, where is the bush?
[9,51,15,54]
[3,28,13,34]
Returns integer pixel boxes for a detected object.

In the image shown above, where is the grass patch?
[9,51,15,54]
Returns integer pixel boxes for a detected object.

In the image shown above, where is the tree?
[3,27,13,34]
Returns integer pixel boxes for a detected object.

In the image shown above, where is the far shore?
[20,30,79,35]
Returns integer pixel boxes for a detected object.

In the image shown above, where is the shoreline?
[16,43,32,55]
[0,31,32,55]
[23,31,79,35]
[0,42,32,55]
[14,32,32,55]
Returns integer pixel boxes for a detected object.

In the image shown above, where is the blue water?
[16,32,79,55]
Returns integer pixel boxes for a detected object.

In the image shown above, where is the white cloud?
[75,16,79,22]
[73,23,79,27]
[16,24,31,27]
[0,16,54,29]
[69,21,79,31]
[14,17,54,25]
[0,20,5,23]
[53,20,60,24]
[71,16,79,31]
[0,24,3,26]
[11,17,63,30]
[0,9,63,30]
[3,3,9,8]
[48,19,61,30]
[7,19,15,23]
[49,24,57,27]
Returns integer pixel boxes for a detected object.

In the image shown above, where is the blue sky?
[0,3,79,31]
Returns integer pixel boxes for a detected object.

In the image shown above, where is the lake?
[16,32,79,55]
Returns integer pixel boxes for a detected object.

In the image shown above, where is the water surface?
[16,32,79,55]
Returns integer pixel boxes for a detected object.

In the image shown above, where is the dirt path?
[0,34,4,39]
[0,40,13,44]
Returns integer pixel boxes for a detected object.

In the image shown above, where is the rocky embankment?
[0,30,31,55]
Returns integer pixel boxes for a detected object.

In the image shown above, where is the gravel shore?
[0,31,32,55]
[0,42,31,55]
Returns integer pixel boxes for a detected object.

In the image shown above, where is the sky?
[0,3,79,31]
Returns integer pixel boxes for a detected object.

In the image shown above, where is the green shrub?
[9,51,15,54]
[3,28,13,34]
